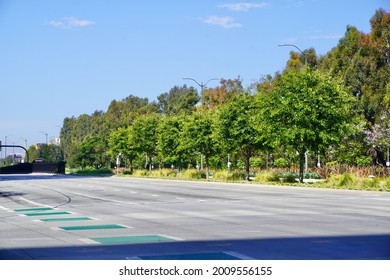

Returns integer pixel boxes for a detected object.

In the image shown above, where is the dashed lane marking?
[40,217,93,222]
[90,235,175,245]
[60,224,127,231]
[25,211,71,217]
[14,207,53,212]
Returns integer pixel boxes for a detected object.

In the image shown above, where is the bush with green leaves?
[274,158,290,168]
[254,172,279,183]
[356,156,372,167]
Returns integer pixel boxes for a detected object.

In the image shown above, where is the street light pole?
[4,134,13,159]
[278,44,308,65]
[20,138,28,162]
[183,77,220,106]
[39,131,48,144]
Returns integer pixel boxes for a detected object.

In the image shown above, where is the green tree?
[157,115,185,170]
[181,109,219,178]
[259,68,355,182]
[319,9,389,125]
[131,114,159,171]
[217,91,265,180]
[157,85,199,115]
[109,127,137,173]
[28,144,63,162]
[76,136,109,169]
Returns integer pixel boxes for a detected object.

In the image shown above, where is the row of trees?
[60,9,389,182]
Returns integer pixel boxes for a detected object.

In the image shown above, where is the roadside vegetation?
[58,9,389,191]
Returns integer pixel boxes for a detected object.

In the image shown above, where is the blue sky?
[0,0,388,150]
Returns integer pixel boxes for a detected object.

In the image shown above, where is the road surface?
[1,174,389,259]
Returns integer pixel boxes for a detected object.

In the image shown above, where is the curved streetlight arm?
[39,131,48,144]
[278,44,304,54]
[183,77,220,106]
[278,44,308,64]
[183,77,202,87]
[183,78,220,88]
[204,78,220,87]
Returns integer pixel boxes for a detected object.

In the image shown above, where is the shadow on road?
[0,174,112,182]
[1,234,389,260]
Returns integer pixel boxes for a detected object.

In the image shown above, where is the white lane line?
[0,205,13,212]
[18,197,52,208]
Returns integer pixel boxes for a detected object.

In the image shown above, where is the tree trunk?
[178,152,182,172]
[148,155,152,171]
[205,156,209,179]
[299,149,306,183]
[245,155,251,181]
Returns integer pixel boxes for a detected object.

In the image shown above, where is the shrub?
[74,168,113,176]
[324,173,357,188]
[227,172,247,181]
[157,169,177,177]
[254,172,279,183]
[356,156,372,167]
[274,158,290,168]
[282,173,298,183]
[177,169,206,180]
[337,173,357,187]
[122,169,132,175]
[212,171,228,181]
[383,178,390,192]
[132,170,152,177]
[361,177,381,190]
[250,158,264,168]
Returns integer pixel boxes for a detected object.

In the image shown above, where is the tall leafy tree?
[157,85,199,115]
[109,127,137,172]
[76,136,109,169]
[130,114,159,171]
[217,91,265,180]
[259,68,356,182]
[319,9,389,125]
[157,115,185,170]
[181,109,219,178]
[203,77,243,109]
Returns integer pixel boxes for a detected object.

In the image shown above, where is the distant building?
[49,137,61,146]
[7,153,24,163]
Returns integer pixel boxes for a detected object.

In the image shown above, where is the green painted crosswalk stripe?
[25,211,70,216]
[40,217,92,222]
[15,207,53,212]
[91,235,174,245]
[60,224,126,231]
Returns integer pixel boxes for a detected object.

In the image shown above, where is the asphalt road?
[0,174,389,260]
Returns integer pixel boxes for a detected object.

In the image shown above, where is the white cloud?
[201,16,242,28]
[308,33,343,40]
[219,2,268,11]
[49,17,95,29]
